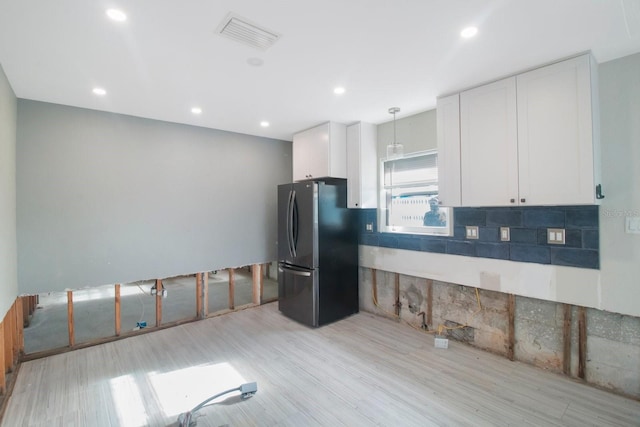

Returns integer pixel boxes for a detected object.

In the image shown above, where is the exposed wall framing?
[228,268,236,310]
[0,298,25,398]
[358,267,640,399]
[21,263,270,362]
[115,284,121,336]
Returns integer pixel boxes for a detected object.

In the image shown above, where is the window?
[379,150,453,236]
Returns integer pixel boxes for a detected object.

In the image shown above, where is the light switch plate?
[626,217,640,234]
[500,227,510,241]
[466,226,479,239]
[547,228,565,244]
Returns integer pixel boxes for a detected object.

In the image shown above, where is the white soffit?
[216,12,281,51]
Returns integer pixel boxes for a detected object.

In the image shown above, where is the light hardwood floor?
[3,303,639,426]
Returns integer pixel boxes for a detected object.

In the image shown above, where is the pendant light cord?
[389,107,400,148]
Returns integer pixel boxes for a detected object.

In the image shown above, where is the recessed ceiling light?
[460,26,478,39]
[260,121,270,127]
[333,86,346,95]
[106,9,127,22]
[247,57,264,67]
[92,87,106,96]
[191,107,202,115]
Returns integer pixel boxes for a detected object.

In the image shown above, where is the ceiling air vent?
[216,13,281,51]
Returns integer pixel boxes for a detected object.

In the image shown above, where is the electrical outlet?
[547,228,566,244]
[500,227,510,241]
[465,226,479,239]
[626,217,640,234]
[434,336,449,349]
[366,223,373,232]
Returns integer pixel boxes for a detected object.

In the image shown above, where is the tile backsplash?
[359,205,599,269]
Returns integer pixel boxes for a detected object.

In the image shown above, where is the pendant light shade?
[386,107,404,159]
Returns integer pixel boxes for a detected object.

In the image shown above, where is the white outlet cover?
[500,227,510,241]
[626,217,640,234]
[547,228,566,244]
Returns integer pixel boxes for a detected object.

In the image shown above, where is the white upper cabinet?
[346,122,377,208]
[436,94,462,207]
[460,77,519,207]
[293,122,347,181]
[517,54,599,205]
[437,53,600,207]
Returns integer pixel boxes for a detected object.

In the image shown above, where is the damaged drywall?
[358,267,640,399]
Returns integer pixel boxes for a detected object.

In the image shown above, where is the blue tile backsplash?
[359,205,599,269]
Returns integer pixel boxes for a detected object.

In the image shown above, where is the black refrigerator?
[277,179,358,327]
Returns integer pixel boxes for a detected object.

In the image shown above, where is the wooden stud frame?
[196,273,203,319]
[252,264,261,305]
[0,321,5,394]
[228,269,235,310]
[371,268,378,306]
[155,279,163,327]
[394,273,401,317]
[67,291,75,347]
[507,294,516,361]
[562,304,572,375]
[115,284,121,337]
[578,307,587,379]
[426,279,433,327]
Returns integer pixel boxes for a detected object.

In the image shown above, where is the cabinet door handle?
[520,198,526,203]
[510,198,515,204]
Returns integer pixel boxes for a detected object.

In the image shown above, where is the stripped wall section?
[359,267,640,399]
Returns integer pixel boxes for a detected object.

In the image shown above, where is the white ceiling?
[1,0,639,141]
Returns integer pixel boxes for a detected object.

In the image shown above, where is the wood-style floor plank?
[2,303,639,426]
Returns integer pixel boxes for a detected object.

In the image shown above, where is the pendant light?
[386,107,404,159]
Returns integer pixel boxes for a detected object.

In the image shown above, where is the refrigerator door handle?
[278,265,312,277]
[288,189,297,258]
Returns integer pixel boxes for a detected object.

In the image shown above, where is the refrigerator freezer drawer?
[278,264,319,327]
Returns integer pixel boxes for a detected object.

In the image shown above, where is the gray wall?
[0,64,18,316]
[17,100,291,294]
[598,52,640,316]
[376,109,436,157]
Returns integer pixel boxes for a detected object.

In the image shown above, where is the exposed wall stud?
[260,263,267,303]
[8,305,16,368]
[371,268,378,305]
[507,294,516,361]
[0,321,5,394]
[115,284,121,336]
[67,291,75,347]
[562,304,572,375]
[252,264,261,305]
[196,273,203,319]
[578,307,587,379]
[16,299,24,354]
[394,273,400,316]
[426,279,433,327]
[203,272,209,318]
[228,268,235,310]
[22,297,29,327]
[155,279,163,327]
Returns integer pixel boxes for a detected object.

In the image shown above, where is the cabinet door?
[436,94,461,207]
[347,122,377,208]
[517,54,596,205]
[460,77,518,206]
[293,123,330,181]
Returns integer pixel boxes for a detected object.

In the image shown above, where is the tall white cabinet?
[346,122,377,208]
[516,54,600,205]
[293,122,347,181]
[460,77,519,207]
[436,94,462,207]
[437,53,601,207]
